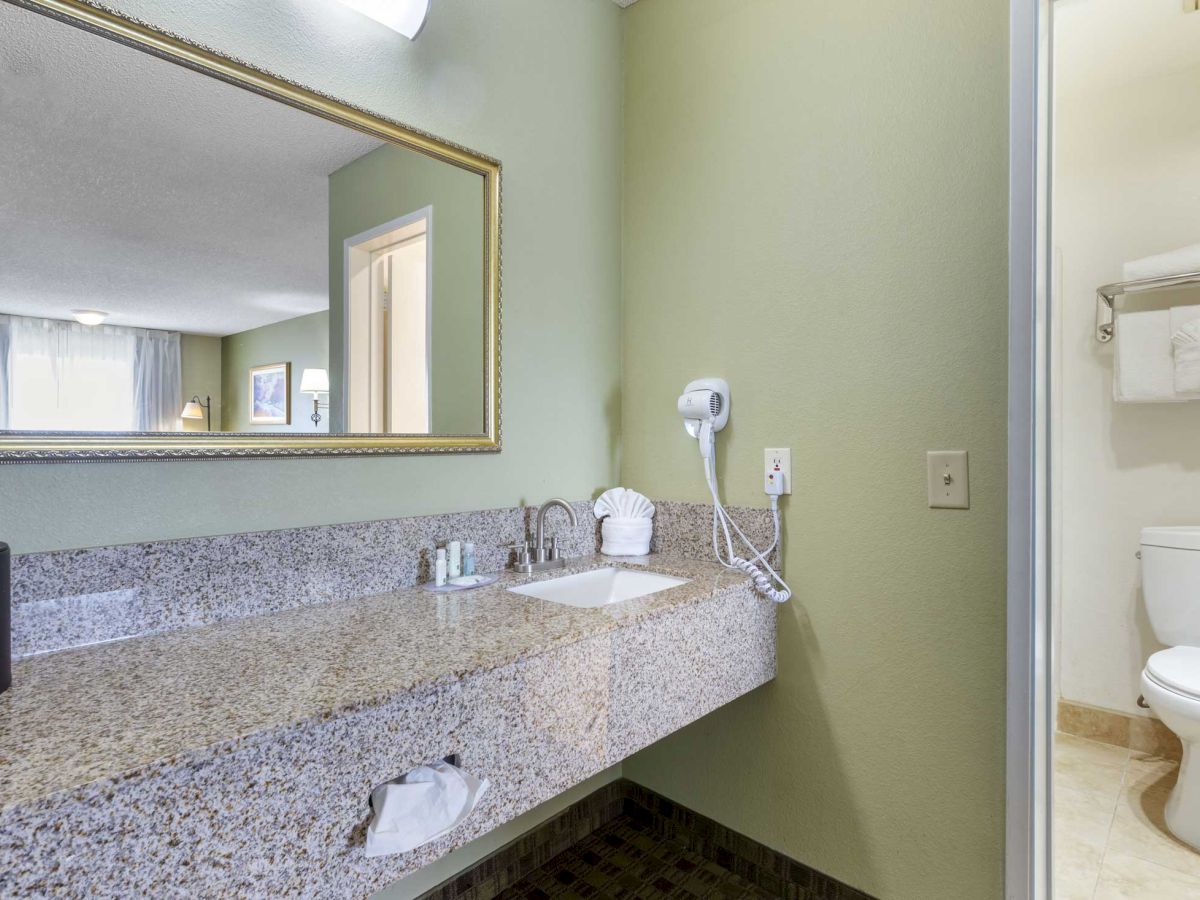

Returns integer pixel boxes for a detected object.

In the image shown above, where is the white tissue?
[364,760,490,858]
[594,488,655,521]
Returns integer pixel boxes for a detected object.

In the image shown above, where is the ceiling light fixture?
[71,309,109,326]
[336,0,432,40]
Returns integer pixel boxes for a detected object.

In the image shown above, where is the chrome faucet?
[511,498,579,574]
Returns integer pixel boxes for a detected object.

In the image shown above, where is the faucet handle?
[548,536,562,560]
[507,540,531,565]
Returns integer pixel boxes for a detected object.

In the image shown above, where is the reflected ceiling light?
[336,0,432,40]
[71,309,109,326]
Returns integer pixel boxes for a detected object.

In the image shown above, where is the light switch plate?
[927,451,969,509]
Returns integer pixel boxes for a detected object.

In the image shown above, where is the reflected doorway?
[343,207,432,434]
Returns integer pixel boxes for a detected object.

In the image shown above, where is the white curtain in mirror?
[131,329,183,431]
[0,315,181,432]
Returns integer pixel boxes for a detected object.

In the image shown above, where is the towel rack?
[1095,271,1200,342]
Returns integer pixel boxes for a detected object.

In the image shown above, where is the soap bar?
[448,575,489,587]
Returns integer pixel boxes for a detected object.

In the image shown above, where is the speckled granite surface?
[0,553,775,898]
[10,498,774,659]
[10,503,600,658]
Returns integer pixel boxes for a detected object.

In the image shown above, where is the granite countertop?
[0,553,750,813]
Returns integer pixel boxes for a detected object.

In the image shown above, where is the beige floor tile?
[1057,732,1131,771]
[1058,753,1130,807]
[1094,851,1200,899]
[1057,787,1119,852]
[1124,754,1180,796]
[1054,831,1104,900]
[1107,767,1200,879]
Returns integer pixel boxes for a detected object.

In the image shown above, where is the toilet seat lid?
[1146,647,1200,699]
[1142,526,1200,551]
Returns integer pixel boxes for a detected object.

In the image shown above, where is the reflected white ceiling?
[0,3,383,336]
[1056,0,1200,100]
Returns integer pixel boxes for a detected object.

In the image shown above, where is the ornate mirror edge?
[0,0,502,463]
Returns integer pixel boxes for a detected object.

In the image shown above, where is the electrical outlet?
[764,448,792,495]
[927,451,969,509]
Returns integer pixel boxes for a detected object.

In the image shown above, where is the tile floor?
[494,813,775,899]
[1056,732,1200,898]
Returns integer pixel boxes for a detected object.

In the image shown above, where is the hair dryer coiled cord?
[702,443,792,604]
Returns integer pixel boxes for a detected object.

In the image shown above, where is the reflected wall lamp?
[335,0,431,40]
[300,368,330,429]
[181,395,212,432]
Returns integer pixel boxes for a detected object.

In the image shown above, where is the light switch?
[927,451,969,509]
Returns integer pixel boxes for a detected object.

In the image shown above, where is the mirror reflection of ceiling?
[0,3,384,336]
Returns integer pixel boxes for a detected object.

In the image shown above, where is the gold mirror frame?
[0,0,501,462]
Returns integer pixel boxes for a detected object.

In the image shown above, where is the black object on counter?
[1,543,9,695]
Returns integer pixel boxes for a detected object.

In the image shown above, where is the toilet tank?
[1142,527,1200,647]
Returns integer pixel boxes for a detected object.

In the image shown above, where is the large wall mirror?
[0,0,500,461]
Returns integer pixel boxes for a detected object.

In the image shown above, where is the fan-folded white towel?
[1124,244,1200,282]
[1173,319,1200,396]
[364,760,490,858]
[1114,310,1182,403]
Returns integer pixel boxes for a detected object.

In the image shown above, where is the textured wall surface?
[618,1,1009,898]
[329,142,485,435]
[221,311,329,432]
[0,0,622,554]
[179,334,222,433]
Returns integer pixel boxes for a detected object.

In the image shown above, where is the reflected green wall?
[618,2,1008,899]
[180,334,222,433]
[0,0,622,554]
[329,143,484,435]
[220,311,329,433]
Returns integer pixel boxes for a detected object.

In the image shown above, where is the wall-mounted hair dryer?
[677,378,730,459]
[677,376,791,604]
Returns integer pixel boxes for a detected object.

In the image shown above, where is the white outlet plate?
[927,450,969,509]
[764,448,792,495]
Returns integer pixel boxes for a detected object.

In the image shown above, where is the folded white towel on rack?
[1169,304,1200,335]
[1114,310,1184,403]
[1173,319,1200,396]
[1124,244,1200,282]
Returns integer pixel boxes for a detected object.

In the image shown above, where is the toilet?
[1140,526,1200,850]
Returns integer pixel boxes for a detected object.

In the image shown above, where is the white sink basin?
[508,567,689,608]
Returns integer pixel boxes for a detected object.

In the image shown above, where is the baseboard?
[1057,698,1181,760]
[416,779,875,900]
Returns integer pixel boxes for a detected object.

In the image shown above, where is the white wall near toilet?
[1054,1,1200,718]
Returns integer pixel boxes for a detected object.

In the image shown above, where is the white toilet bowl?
[1139,527,1200,850]
[1141,649,1200,849]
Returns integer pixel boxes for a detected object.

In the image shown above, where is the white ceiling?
[1055,0,1200,100]
[0,3,383,336]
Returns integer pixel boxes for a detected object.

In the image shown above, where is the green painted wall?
[329,143,485,435]
[0,0,622,554]
[179,333,222,433]
[220,311,330,433]
[618,2,1008,899]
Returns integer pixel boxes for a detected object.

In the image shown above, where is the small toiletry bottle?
[435,548,447,587]
[463,542,475,576]
[448,541,462,578]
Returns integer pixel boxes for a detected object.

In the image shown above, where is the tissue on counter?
[364,760,490,858]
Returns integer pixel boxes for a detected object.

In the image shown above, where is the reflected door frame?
[343,206,434,434]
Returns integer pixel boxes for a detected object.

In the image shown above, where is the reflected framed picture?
[249,362,291,425]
